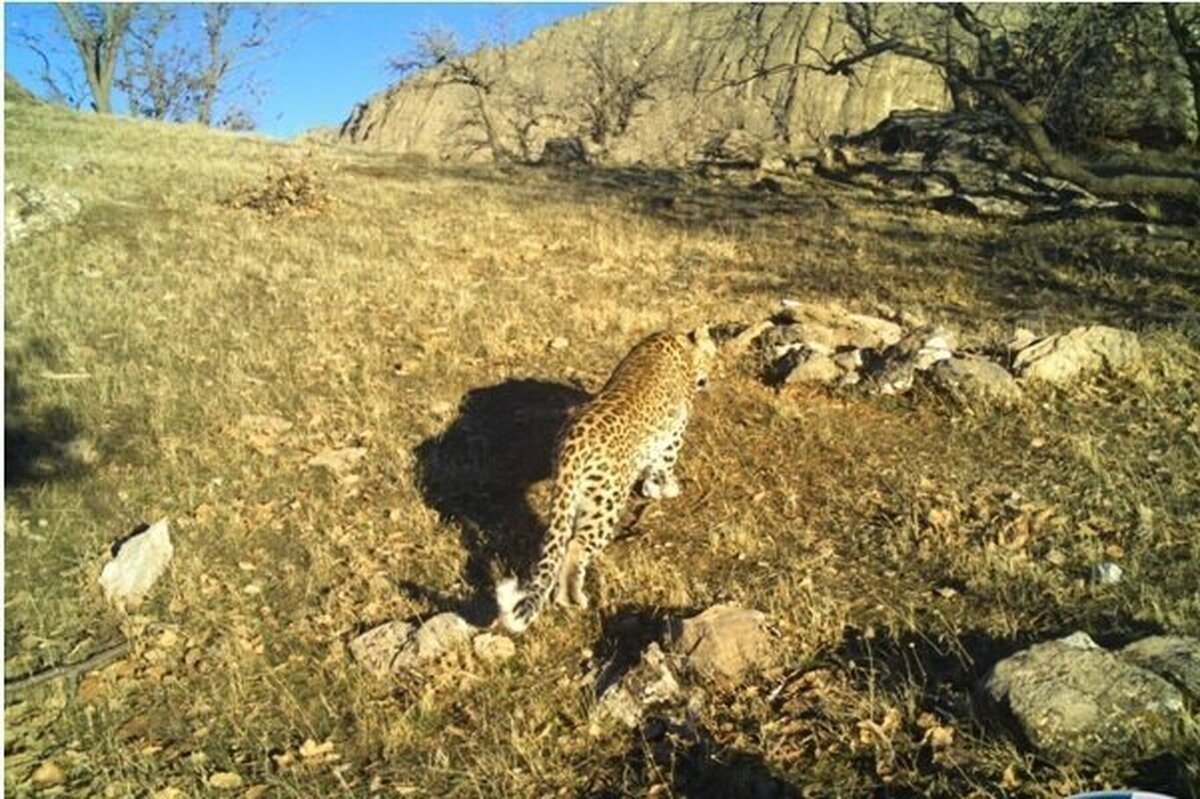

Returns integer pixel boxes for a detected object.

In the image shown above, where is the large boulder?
[981,631,1189,763]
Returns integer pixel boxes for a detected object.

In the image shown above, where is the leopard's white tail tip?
[495,577,530,634]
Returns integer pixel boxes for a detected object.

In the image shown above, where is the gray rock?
[1121,636,1200,702]
[349,621,415,678]
[594,642,682,729]
[351,612,477,677]
[667,604,770,683]
[1012,325,1142,386]
[773,301,904,350]
[931,355,1024,408]
[981,631,1188,763]
[5,182,82,246]
[98,519,174,609]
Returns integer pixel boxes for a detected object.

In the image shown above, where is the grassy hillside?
[5,97,1200,797]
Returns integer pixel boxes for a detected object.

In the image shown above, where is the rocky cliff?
[337,4,949,164]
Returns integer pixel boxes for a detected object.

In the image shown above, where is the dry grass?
[5,97,1200,797]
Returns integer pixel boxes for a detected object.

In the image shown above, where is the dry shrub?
[224,163,331,216]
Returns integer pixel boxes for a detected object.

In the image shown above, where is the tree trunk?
[977,78,1200,201]
[471,87,508,162]
[57,4,135,114]
[1164,4,1200,150]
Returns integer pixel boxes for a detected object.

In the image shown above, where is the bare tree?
[114,4,276,129]
[767,4,1198,201]
[391,27,512,161]
[194,4,275,129]
[56,3,137,113]
[13,24,90,109]
[117,5,196,121]
[572,26,670,147]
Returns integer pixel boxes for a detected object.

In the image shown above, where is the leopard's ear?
[687,325,712,346]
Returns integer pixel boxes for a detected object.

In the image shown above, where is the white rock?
[1091,561,1124,586]
[98,519,173,609]
[594,643,682,729]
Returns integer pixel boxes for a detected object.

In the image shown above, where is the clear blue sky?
[4,3,599,137]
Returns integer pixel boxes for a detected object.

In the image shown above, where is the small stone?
[52,436,99,466]
[98,519,174,610]
[930,355,1024,408]
[667,604,770,683]
[472,632,516,663]
[306,447,367,476]
[30,761,66,788]
[349,621,415,678]
[1090,561,1123,585]
[782,353,842,386]
[207,772,243,790]
[548,336,569,351]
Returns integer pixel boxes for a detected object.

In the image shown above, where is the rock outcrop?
[339,5,947,163]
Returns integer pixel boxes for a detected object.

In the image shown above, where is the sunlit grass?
[5,96,1199,796]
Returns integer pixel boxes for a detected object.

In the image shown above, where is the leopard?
[496,325,719,634]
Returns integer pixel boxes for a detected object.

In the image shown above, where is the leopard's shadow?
[411,378,591,618]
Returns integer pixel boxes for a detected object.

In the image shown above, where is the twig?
[40,371,91,381]
[5,640,131,697]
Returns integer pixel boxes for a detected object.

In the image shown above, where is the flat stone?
[472,632,516,663]
[349,621,415,678]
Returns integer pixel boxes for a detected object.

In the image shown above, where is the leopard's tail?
[496,481,578,634]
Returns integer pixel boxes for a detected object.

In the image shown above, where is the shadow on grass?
[4,355,89,489]
[411,378,590,618]
[442,161,1200,333]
